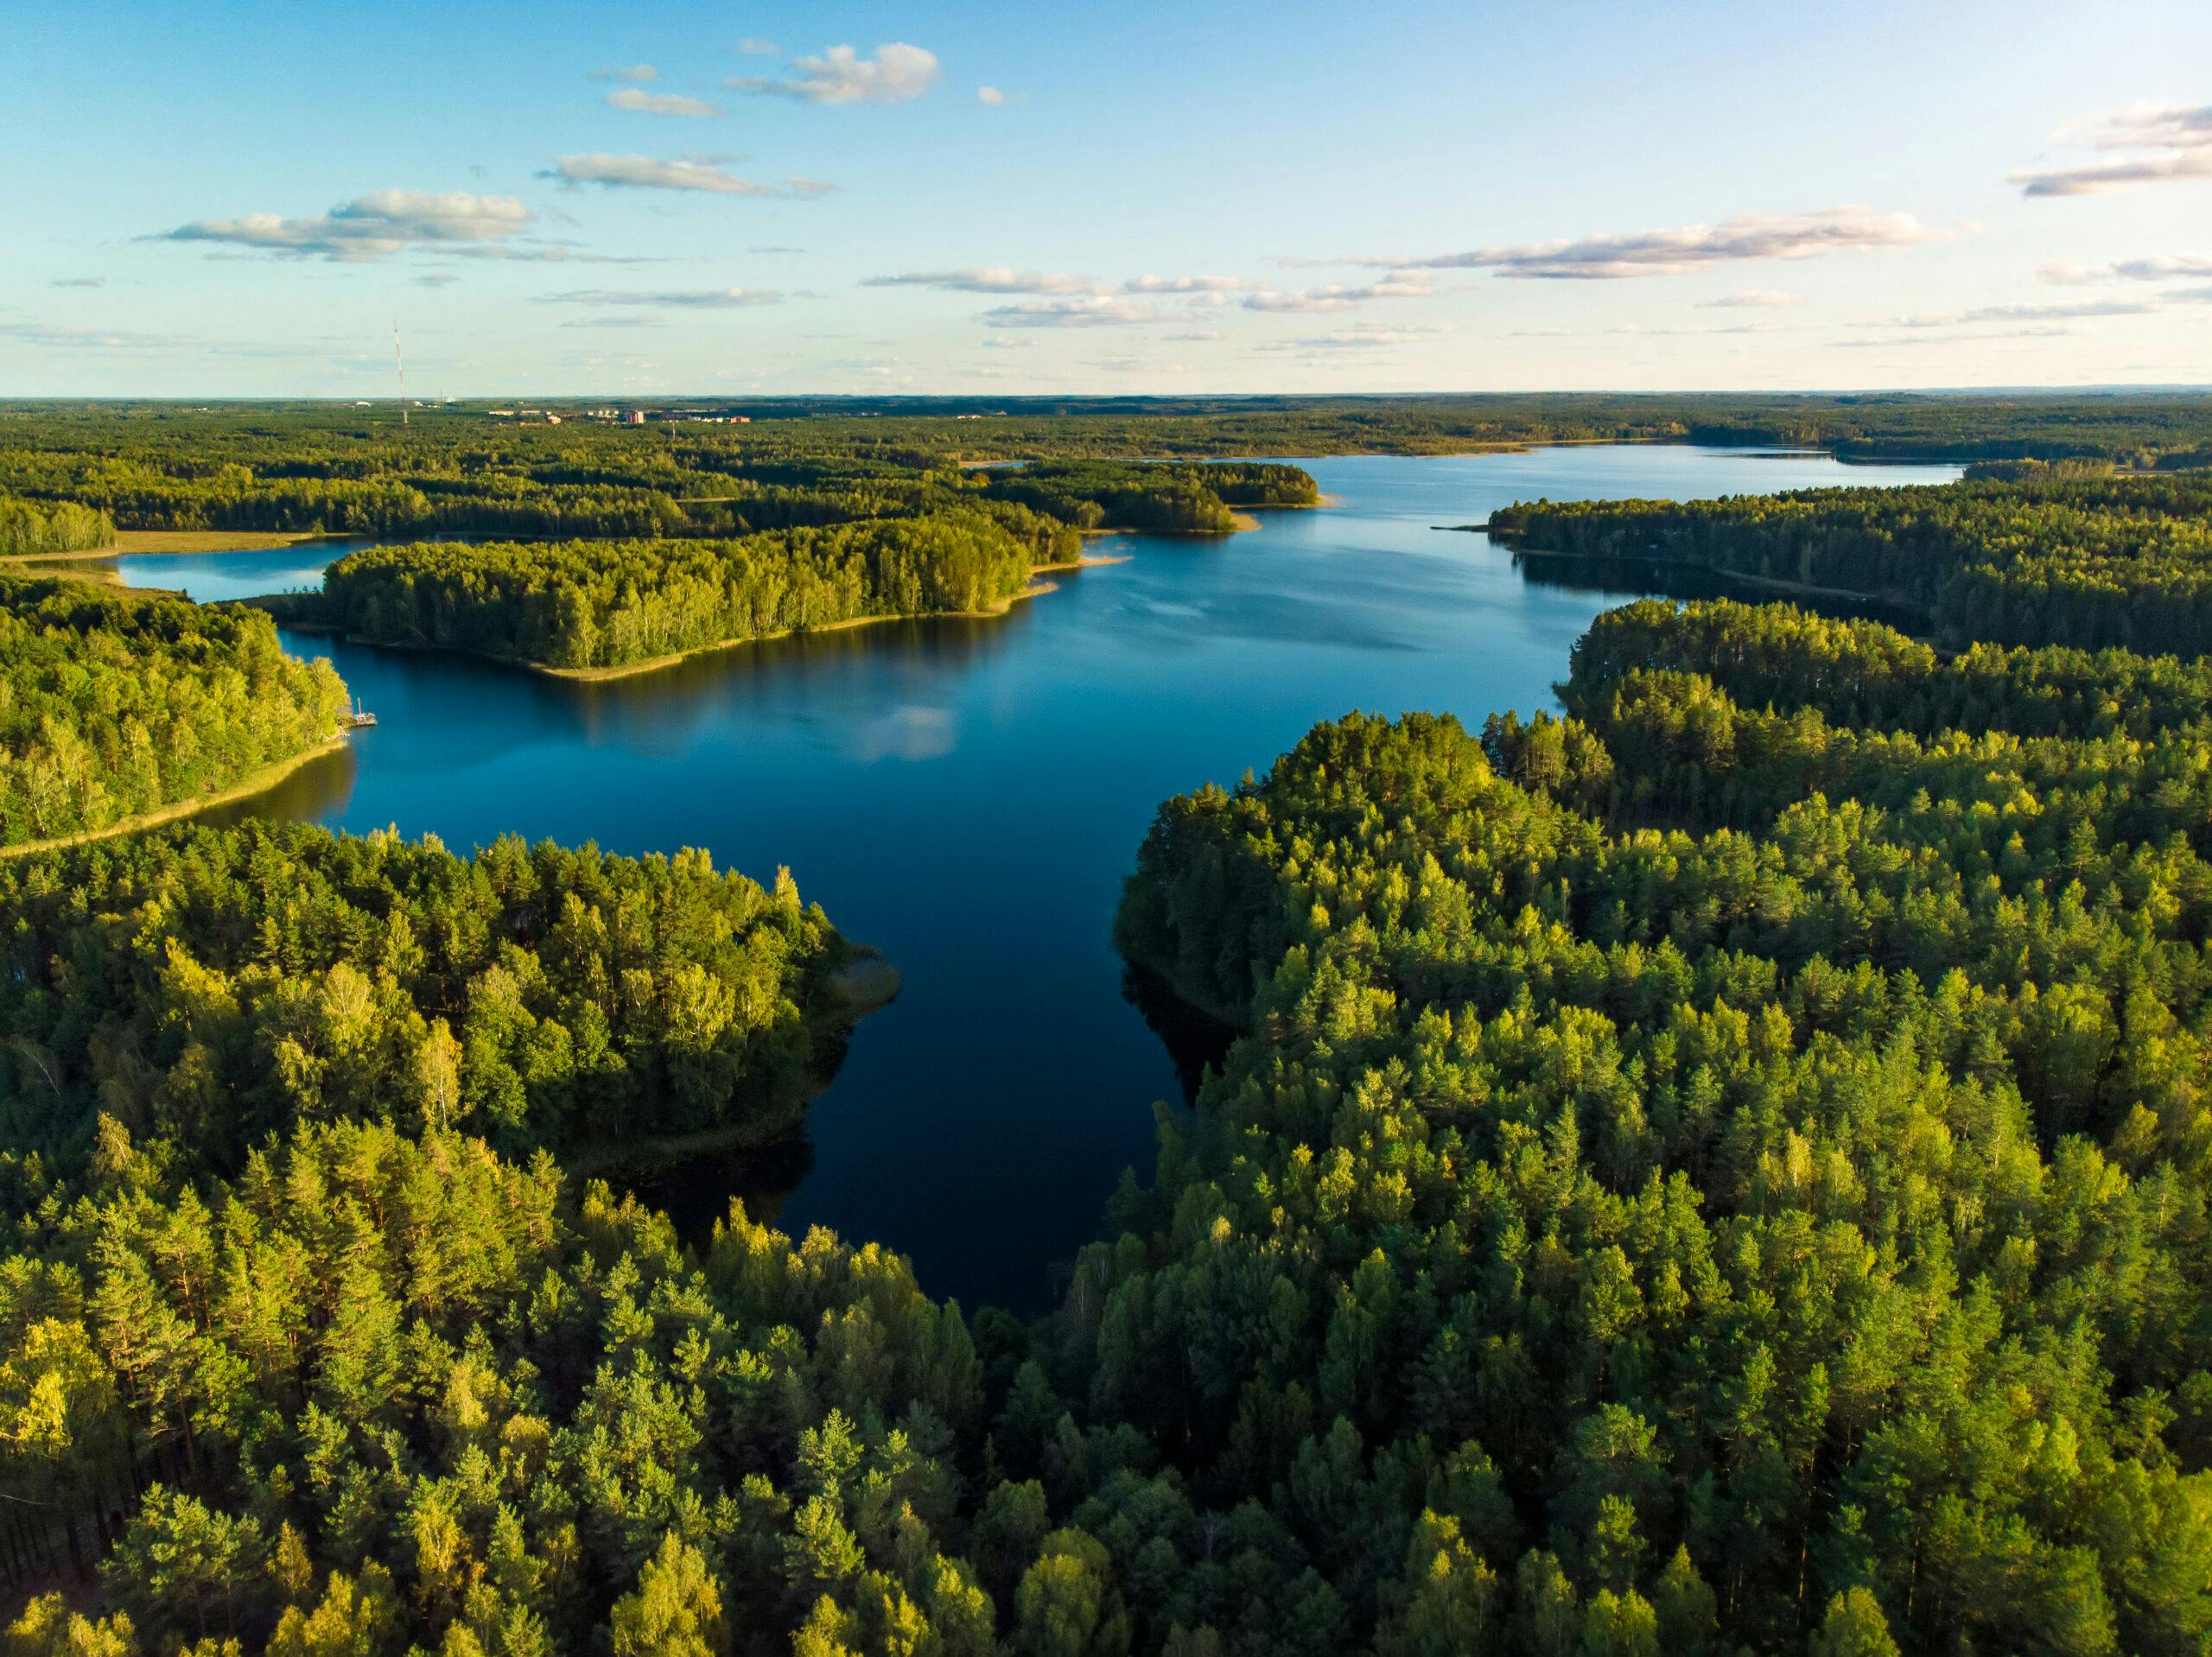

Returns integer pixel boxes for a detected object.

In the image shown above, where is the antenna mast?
[391,321,409,429]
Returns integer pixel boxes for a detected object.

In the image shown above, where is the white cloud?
[1122,275,1250,294]
[865,268,1090,294]
[415,272,461,288]
[1506,321,1796,339]
[560,315,668,328]
[1245,276,1434,312]
[589,64,658,83]
[735,37,779,55]
[537,287,785,308]
[1834,327,2078,348]
[982,295,1161,328]
[2040,255,2212,284]
[49,276,105,289]
[0,319,189,349]
[606,88,721,117]
[1951,299,2161,322]
[2013,103,2212,196]
[1702,289,1804,308]
[1357,206,1949,279]
[163,189,532,260]
[431,244,665,265]
[1165,330,1223,341]
[728,43,941,106]
[542,155,780,194]
[1271,324,1458,350]
[1865,290,2212,330]
[977,86,1011,107]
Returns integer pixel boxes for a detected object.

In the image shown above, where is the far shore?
[0,733,353,860]
[112,529,347,556]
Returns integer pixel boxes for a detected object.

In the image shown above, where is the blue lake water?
[115,446,1954,1311]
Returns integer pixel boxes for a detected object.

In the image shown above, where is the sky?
[3,0,2210,397]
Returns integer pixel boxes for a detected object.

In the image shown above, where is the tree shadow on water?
[1122,962,1239,1107]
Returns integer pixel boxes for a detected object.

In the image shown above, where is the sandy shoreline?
[0,733,353,860]
[545,581,1058,682]
[110,529,346,556]
[456,555,1128,685]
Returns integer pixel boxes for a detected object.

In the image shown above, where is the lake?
[114,445,1954,1312]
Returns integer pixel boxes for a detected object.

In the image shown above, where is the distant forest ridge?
[2,392,2211,481]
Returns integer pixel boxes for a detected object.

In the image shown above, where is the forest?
[10,395,2212,473]
[0,574,346,846]
[0,821,852,1177]
[0,495,114,561]
[3,400,2212,1654]
[314,511,1062,672]
[1112,611,2212,1655]
[0,409,1312,547]
[1488,473,2212,656]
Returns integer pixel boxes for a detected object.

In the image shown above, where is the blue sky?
[4,0,2209,396]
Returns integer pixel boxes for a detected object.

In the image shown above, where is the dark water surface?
[117,447,1953,1311]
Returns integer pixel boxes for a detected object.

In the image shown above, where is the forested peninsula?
[1113,602,2212,1655]
[3,399,2212,1655]
[1488,472,2212,654]
[0,574,346,847]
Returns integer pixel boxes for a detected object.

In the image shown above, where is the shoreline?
[110,529,348,556]
[564,945,901,1182]
[546,578,1058,682]
[1478,531,1908,610]
[0,733,353,860]
[294,553,1130,687]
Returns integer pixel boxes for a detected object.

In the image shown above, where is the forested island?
[2,399,2212,1654]
[314,512,1064,676]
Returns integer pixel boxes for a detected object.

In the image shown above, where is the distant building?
[624,409,647,425]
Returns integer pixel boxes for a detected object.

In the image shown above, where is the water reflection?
[199,739,361,829]
[1510,549,1929,632]
[1122,965,1239,1107]
[569,602,1032,751]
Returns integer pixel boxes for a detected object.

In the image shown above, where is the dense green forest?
[0,495,113,560]
[1,397,2209,552]
[0,407,1313,545]
[16,599,2212,1654]
[983,462,1319,533]
[10,394,2212,472]
[1490,473,2212,654]
[0,821,849,1178]
[0,575,346,845]
[8,400,2212,1653]
[315,511,1064,672]
[1113,617,2212,1655]
[291,459,1318,672]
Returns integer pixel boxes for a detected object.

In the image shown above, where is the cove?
[115,445,1955,1312]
